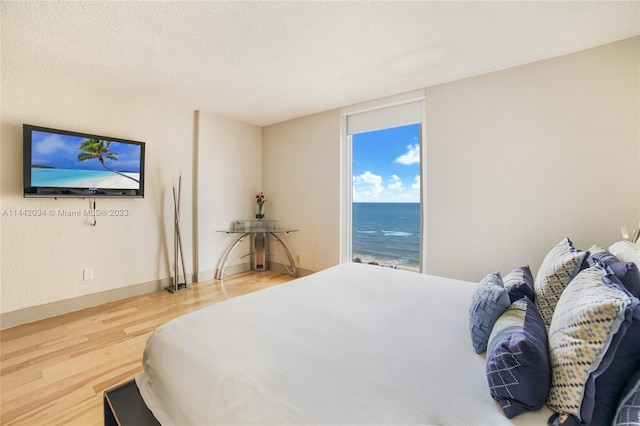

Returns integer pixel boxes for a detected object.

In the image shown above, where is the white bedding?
[136,262,553,425]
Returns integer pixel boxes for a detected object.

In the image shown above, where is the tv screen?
[23,124,145,198]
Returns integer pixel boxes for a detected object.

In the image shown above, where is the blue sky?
[353,123,420,203]
[31,130,141,172]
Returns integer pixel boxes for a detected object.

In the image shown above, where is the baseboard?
[1,274,190,330]
[268,262,313,278]
[1,264,314,330]
[199,262,252,281]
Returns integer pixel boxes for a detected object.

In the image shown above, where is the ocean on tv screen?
[31,168,140,189]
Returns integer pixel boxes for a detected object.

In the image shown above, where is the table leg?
[215,233,249,279]
[269,232,297,277]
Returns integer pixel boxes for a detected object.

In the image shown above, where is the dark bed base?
[104,379,160,426]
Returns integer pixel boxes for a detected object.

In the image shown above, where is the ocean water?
[352,202,420,271]
[32,168,139,189]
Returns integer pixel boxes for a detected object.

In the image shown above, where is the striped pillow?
[503,265,535,303]
[486,297,550,418]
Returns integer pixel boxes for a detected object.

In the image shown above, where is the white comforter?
[136,262,552,425]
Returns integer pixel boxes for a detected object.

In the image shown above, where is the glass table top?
[217,228,297,234]
[218,219,296,234]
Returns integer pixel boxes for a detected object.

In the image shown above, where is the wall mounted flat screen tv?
[23,124,145,198]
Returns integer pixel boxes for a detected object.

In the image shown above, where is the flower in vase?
[255,192,267,216]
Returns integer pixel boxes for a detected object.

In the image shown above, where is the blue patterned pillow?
[534,238,587,328]
[486,297,550,418]
[588,245,640,298]
[503,266,535,303]
[547,266,640,425]
[615,370,640,426]
[469,272,510,354]
[609,261,640,298]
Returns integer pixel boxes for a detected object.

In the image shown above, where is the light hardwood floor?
[0,271,294,426]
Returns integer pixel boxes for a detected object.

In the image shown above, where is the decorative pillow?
[469,271,510,354]
[586,243,607,257]
[486,297,550,418]
[503,266,535,303]
[547,265,640,425]
[610,240,640,269]
[534,237,587,328]
[615,369,640,426]
[586,277,640,426]
[588,245,640,298]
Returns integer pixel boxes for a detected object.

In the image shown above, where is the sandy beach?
[92,173,139,189]
[353,255,419,272]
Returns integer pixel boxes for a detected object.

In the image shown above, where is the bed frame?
[104,379,159,426]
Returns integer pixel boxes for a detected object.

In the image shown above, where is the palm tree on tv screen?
[77,138,139,184]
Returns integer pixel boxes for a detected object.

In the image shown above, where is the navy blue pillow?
[486,297,550,418]
[586,276,640,426]
[503,266,535,303]
[588,250,640,298]
[615,369,640,425]
[547,272,640,426]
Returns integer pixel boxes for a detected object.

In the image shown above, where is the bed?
[132,262,552,425]
[120,239,640,425]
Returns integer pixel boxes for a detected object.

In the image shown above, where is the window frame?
[339,90,427,272]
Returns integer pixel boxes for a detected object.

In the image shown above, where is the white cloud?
[353,172,421,203]
[353,171,384,200]
[395,143,420,165]
[388,174,402,190]
[33,135,76,156]
[32,134,79,165]
[357,171,382,185]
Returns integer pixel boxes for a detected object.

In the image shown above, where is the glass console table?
[216,220,297,279]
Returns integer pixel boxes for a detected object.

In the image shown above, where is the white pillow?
[609,240,640,269]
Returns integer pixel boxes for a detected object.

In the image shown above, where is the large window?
[340,90,426,272]
[352,124,421,271]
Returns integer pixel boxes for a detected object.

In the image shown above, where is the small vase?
[256,203,265,219]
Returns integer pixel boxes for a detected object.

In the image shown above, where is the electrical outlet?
[83,268,94,281]
[295,255,301,264]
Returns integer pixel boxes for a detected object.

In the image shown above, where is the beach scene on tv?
[31,130,142,190]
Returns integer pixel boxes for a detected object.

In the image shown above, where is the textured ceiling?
[2,1,639,126]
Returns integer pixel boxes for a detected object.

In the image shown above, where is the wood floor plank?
[53,397,102,426]
[0,271,294,425]
[1,326,68,355]
[0,369,42,395]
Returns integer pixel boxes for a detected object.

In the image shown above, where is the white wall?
[424,36,639,281]
[262,110,341,273]
[0,62,194,315]
[196,112,262,280]
[0,62,262,319]
[263,37,639,282]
